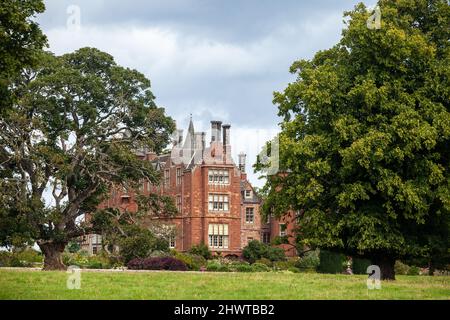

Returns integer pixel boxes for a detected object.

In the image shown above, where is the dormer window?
[245,190,252,198]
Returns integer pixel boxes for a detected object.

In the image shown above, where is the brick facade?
[83,118,297,257]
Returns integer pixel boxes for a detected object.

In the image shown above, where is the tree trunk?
[38,242,67,270]
[373,255,396,280]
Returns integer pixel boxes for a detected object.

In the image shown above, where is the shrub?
[352,257,372,275]
[206,260,229,272]
[231,263,253,272]
[173,252,206,271]
[394,260,410,275]
[62,251,118,269]
[296,250,320,271]
[242,240,286,263]
[273,261,290,270]
[0,249,43,267]
[127,257,187,271]
[251,263,271,272]
[318,250,345,274]
[189,244,212,260]
[407,266,420,276]
[119,228,169,263]
[255,257,273,267]
[0,251,11,267]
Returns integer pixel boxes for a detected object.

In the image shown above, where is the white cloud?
[42,9,345,187]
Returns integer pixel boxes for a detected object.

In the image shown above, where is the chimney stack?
[210,120,222,143]
[177,129,183,145]
[238,152,246,173]
[222,124,231,164]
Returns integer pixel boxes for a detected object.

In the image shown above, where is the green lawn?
[0,269,449,300]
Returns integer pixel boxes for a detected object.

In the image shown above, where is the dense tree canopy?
[0,0,47,112]
[258,0,450,279]
[0,47,175,269]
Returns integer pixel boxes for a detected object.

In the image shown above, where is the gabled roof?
[240,180,261,203]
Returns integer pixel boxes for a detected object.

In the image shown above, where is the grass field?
[0,269,449,300]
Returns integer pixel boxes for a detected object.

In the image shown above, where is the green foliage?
[251,263,271,272]
[394,260,410,275]
[62,251,118,269]
[407,266,421,276]
[318,250,346,274]
[172,251,206,271]
[255,257,273,267]
[352,257,372,275]
[257,0,450,278]
[296,249,320,271]
[0,0,47,111]
[188,244,212,260]
[0,249,43,267]
[288,267,301,273]
[231,263,253,273]
[67,242,81,253]
[0,45,175,269]
[119,227,169,263]
[242,240,286,263]
[206,260,229,272]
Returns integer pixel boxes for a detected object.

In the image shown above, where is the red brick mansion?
[82,118,297,257]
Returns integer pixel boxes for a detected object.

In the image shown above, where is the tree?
[257,0,450,280]
[0,0,47,112]
[0,47,175,270]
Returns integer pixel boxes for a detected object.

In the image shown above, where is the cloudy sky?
[37,0,376,187]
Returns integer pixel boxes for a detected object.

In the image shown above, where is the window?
[261,232,270,244]
[92,246,98,255]
[208,224,229,249]
[208,169,229,185]
[176,168,182,185]
[176,195,182,213]
[93,234,102,245]
[164,169,170,187]
[121,196,130,205]
[279,224,287,237]
[208,194,229,212]
[169,235,176,249]
[245,190,252,198]
[245,207,254,223]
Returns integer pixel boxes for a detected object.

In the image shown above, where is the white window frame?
[208,169,230,185]
[208,224,229,249]
[208,193,229,212]
[169,235,176,249]
[245,207,254,223]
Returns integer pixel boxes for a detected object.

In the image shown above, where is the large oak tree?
[0,48,175,270]
[258,0,449,279]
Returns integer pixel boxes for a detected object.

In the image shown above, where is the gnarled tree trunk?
[372,255,396,280]
[38,241,67,270]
